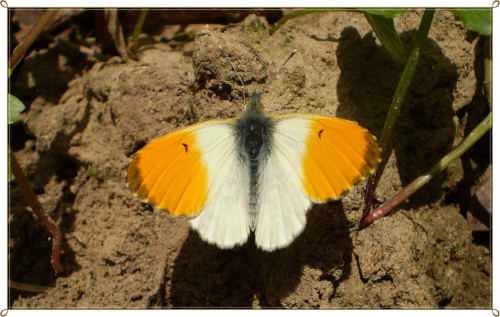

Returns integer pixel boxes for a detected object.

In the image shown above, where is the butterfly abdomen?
[235,94,274,224]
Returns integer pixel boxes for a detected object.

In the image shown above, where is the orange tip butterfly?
[127,47,380,251]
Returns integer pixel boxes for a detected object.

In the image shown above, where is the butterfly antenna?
[219,46,247,105]
[262,49,298,93]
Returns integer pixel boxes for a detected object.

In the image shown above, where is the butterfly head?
[247,91,265,112]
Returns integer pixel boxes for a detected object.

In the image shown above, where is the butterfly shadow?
[164,201,353,308]
[335,27,458,209]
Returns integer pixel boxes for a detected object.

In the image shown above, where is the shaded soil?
[8,9,491,308]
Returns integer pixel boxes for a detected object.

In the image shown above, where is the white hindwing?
[189,122,251,248]
[255,116,312,251]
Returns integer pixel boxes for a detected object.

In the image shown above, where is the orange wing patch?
[302,117,380,202]
[127,129,209,216]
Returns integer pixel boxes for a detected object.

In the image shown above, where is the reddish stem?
[359,112,492,228]
[10,148,64,273]
[359,175,430,228]
[8,9,58,71]
[362,167,381,219]
[361,9,435,221]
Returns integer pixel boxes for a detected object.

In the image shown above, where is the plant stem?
[359,112,492,228]
[133,9,149,51]
[9,280,51,293]
[362,9,435,219]
[8,9,58,75]
[9,147,64,273]
[364,12,407,64]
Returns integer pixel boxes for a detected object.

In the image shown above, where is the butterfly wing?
[254,114,380,251]
[127,120,251,248]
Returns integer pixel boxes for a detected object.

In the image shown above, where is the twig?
[361,9,435,220]
[9,147,64,273]
[8,9,58,74]
[359,112,492,228]
[9,280,51,293]
[104,9,128,61]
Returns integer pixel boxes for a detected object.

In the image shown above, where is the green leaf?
[451,9,492,35]
[270,9,341,34]
[364,12,407,63]
[360,8,409,18]
[270,8,409,36]
[8,94,26,124]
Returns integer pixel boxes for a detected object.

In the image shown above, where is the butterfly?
[127,48,380,251]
